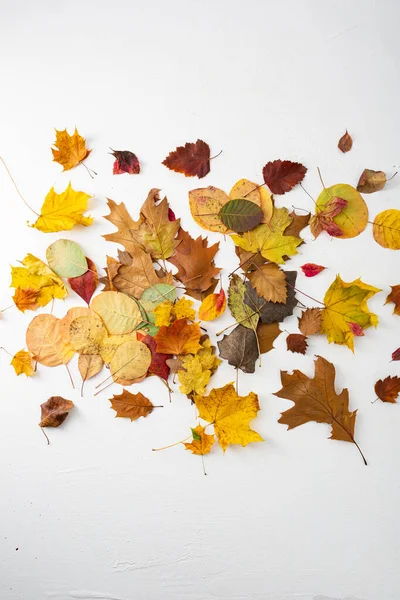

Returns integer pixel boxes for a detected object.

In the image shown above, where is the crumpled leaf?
[154,297,196,327]
[373,209,400,249]
[30,183,92,232]
[184,425,215,455]
[68,257,98,304]
[275,355,365,463]
[231,207,302,264]
[40,397,74,428]
[198,289,226,321]
[26,314,74,366]
[91,291,142,334]
[301,263,325,277]
[286,333,308,355]
[374,376,400,403]
[168,228,220,299]
[189,186,231,233]
[322,276,380,351]
[112,247,174,299]
[111,149,140,175]
[356,169,386,193]
[256,322,281,353]
[338,130,353,153]
[11,350,34,377]
[219,199,263,232]
[109,390,156,420]
[110,340,152,384]
[11,254,67,309]
[155,319,201,356]
[52,128,91,171]
[194,383,263,451]
[385,285,400,315]
[163,139,211,178]
[312,184,368,239]
[46,239,87,278]
[262,159,307,194]
[298,308,322,336]
[218,325,259,373]
[246,263,287,303]
[103,198,143,253]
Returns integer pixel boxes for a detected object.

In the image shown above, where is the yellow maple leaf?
[52,127,91,171]
[173,297,196,321]
[231,207,302,264]
[322,275,381,351]
[11,350,35,377]
[154,298,196,327]
[194,383,263,451]
[154,301,174,327]
[11,254,67,309]
[30,183,93,233]
[196,337,221,371]
[184,425,215,455]
[178,355,211,395]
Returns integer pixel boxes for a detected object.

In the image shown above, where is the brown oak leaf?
[163,139,211,178]
[112,247,173,299]
[103,198,143,254]
[375,376,400,403]
[262,160,307,195]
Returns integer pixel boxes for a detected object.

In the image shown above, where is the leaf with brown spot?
[262,160,307,195]
[111,150,140,175]
[163,139,211,178]
[298,308,322,336]
[109,390,157,420]
[218,325,259,374]
[356,169,386,193]
[256,322,281,353]
[338,130,353,153]
[385,285,400,316]
[39,397,74,427]
[246,263,287,303]
[375,376,400,403]
[286,333,308,355]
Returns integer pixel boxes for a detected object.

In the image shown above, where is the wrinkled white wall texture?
[1,1,400,598]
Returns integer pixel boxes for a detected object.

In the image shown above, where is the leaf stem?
[209,149,223,161]
[0,156,40,216]
[40,427,50,445]
[152,435,192,451]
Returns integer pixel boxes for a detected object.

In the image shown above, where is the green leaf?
[140,284,176,312]
[46,239,87,278]
[191,427,202,441]
[228,274,259,330]
[219,199,263,232]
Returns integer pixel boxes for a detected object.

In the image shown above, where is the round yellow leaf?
[373,209,400,249]
[110,340,151,384]
[91,291,142,334]
[315,184,368,239]
[100,332,138,364]
[189,186,230,233]
[69,312,108,354]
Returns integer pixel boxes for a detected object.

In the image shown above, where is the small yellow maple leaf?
[173,297,196,321]
[30,183,93,233]
[52,127,91,171]
[184,425,215,455]
[154,298,196,327]
[194,383,263,451]
[154,301,174,327]
[11,350,34,377]
[11,254,67,309]
[12,288,41,312]
[322,275,381,351]
[178,355,212,395]
[231,207,302,264]
[196,337,221,371]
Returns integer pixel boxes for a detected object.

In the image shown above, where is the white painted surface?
[1,1,400,598]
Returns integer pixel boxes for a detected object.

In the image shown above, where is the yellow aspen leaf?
[11,254,67,309]
[178,355,211,395]
[322,276,381,351]
[314,184,368,239]
[194,383,263,451]
[51,127,91,171]
[373,209,400,249]
[231,207,301,264]
[30,183,93,233]
[184,425,215,455]
[11,350,34,377]
[110,340,151,384]
[69,312,108,355]
[198,289,226,321]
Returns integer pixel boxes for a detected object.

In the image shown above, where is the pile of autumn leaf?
[4,128,400,465]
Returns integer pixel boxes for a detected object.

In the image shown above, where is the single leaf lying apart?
[338,130,353,153]
[385,285,400,315]
[109,390,156,420]
[374,376,400,403]
[286,333,308,355]
[40,396,74,427]
[111,149,140,174]
[194,383,263,451]
[275,355,365,464]
[11,350,34,377]
[52,128,91,171]
[356,169,386,193]
[163,139,211,178]
[11,254,67,310]
[262,159,307,194]
[301,263,325,277]
[373,209,400,249]
[30,183,93,233]
[184,425,215,455]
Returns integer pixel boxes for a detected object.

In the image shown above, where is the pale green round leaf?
[140,284,176,312]
[46,239,87,277]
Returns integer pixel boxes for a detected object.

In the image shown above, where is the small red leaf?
[111,150,140,175]
[301,263,326,278]
[262,159,307,195]
[348,322,364,337]
[168,207,177,221]
[338,130,353,153]
[68,257,98,305]
[162,139,211,178]
[391,348,400,361]
[140,334,170,381]
[321,220,344,237]
[322,197,348,218]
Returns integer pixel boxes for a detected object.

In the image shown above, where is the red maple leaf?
[162,139,211,178]
[262,159,307,194]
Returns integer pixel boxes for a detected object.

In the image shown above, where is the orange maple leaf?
[52,127,91,171]
[155,319,201,355]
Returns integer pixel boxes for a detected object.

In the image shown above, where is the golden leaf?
[110,340,151,384]
[30,183,92,233]
[373,209,400,249]
[184,425,215,455]
[154,297,196,327]
[11,350,34,377]
[198,289,226,321]
[12,288,41,312]
[178,355,212,396]
[246,263,287,303]
[189,186,231,233]
[52,127,91,171]
[229,179,273,224]
[11,254,67,309]
[91,291,142,334]
[69,312,108,355]
[314,184,368,239]
[154,319,202,355]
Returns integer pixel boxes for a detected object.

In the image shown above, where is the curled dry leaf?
[46,239,88,278]
[262,159,307,195]
[155,319,201,356]
[184,425,215,455]
[356,169,386,194]
[11,350,34,377]
[30,183,93,233]
[298,308,322,336]
[218,325,259,374]
[385,285,400,315]
[109,390,156,420]
[52,128,91,171]
[40,396,74,428]
[91,291,142,335]
[301,263,325,277]
[111,150,140,175]
[373,209,400,249]
[26,314,74,367]
[286,333,308,355]
[338,130,353,153]
[163,139,211,178]
[68,257,98,304]
[375,376,400,403]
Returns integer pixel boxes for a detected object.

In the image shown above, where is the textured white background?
[1,1,400,599]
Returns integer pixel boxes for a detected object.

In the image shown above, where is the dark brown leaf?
[218,325,259,373]
[338,130,353,153]
[244,271,297,324]
[286,333,308,354]
[375,376,400,403]
[39,396,74,428]
[262,160,307,195]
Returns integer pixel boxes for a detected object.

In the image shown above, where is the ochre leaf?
[375,376,400,403]
[184,425,215,455]
[286,333,308,355]
[40,396,74,427]
[373,209,400,249]
[275,356,364,461]
[312,184,368,239]
[256,322,281,353]
[111,150,140,175]
[30,183,92,232]
[11,350,34,377]
[298,308,322,336]
[338,130,353,153]
[109,390,155,420]
[163,139,210,178]
[110,340,152,384]
[103,198,143,253]
[78,354,104,387]
[12,288,41,312]
[301,263,325,277]
[246,263,287,303]
[91,291,142,334]
[189,186,231,233]
[262,159,307,194]
[112,247,173,299]
[385,285,400,315]
[155,319,201,355]
[11,254,67,309]
[68,257,98,304]
[198,289,226,321]
[26,314,74,367]
[194,383,263,451]
[229,179,273,224]
[51,128,91,171]
[322,276,380,351]
[69,312,108,355]
[356,169,386,193]
[243,272,297,325]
